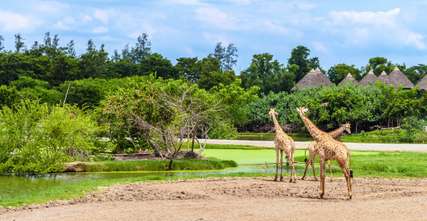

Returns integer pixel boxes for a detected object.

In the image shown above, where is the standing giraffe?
[268,108,297,182]
[296,107,352,199]
[302,123,351,180]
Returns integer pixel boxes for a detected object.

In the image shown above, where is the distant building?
[387,67,414,88]
[294,68,332,90]
[339,73,357,85]
[417,75,427,90]
[377,71,390,84]
[359,70,377,86]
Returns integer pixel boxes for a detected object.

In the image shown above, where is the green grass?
[203,145,427,178]
[236,132,311,141]
[237,129,427,143]
[342,129,427,143]
[1,144,427,208]
[72,159,237,172]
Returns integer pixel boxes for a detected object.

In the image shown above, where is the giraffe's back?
[317,137,349,161]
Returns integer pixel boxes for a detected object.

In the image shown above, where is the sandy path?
[203,139,427,152]
[2,177,427,221]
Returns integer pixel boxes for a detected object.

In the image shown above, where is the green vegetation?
[68,159,237,172]
[236,132,311,141]
[0,33,425,175]
[203,145,427,177]
[2,145,427,207]
[0,100,98,174]
[342,129,427,143]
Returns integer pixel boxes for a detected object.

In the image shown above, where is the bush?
[0,100,99,174]
[72,159,237,172]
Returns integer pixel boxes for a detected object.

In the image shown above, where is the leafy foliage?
[0,100,98,174]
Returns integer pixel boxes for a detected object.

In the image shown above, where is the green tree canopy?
[287,45,320,82]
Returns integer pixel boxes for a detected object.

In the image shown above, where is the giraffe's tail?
[304,148,307,163]
[347,151,353,178]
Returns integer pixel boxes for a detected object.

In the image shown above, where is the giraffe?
[268,108,297,182]
[301,123,351,181]
[296,107,352,199]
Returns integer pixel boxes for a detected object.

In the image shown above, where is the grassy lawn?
[236,129,427,143]
[1,144,427,207]
[69,159,237,172]
[203,144,427,178]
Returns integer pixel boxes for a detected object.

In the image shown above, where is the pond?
[0,163,293,206]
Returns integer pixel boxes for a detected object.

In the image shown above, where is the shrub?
[0,100,99,174]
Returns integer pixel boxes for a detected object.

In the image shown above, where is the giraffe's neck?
[271,115,284,134]
[328,126,345,139]
[298,112,324,141]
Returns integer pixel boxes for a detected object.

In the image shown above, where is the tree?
[328,64,361,83]
[139,53,176,78]
[175,57,200,82]
[241,53,294,94]
[0,35,4,51]
[211,42,238,71]
[66,40,76,56]
[288,45,319,81]
[130,33,151,63]
[366,57,393,75]
[404,64,427,84]
[78,40,109,78]
[14,34,25,53]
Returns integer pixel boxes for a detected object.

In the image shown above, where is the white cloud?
[0,10,40,31]
[329,8,400,26]
[195,6,237,30]
[94,9,109,24]
[261,21,289,35]
[167,0,203,6]
[312,41,328,54]
[92,26,108,34]
[54,16,76,30]
[34,1,68,14]
[202,32,231,44]
[326,8,426,50]
[81,15,93,22]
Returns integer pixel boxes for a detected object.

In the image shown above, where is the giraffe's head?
[268,108,278,118]
[296,107,309,116]
[342,122,351,134]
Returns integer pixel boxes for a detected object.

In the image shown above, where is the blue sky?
[1,0,427,72]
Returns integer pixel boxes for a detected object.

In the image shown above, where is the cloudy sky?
[1,0,427,71]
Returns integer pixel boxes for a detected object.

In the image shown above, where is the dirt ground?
[2,177,427,221]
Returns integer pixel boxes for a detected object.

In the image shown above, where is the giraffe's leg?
[274,149,279,181]
[279,150,284,181]
[328,160,333,182]
[311,158,317,181]
[319,157,326,199]
[291,152,297,183]
[301,155,310,180]
[338,159,352,199]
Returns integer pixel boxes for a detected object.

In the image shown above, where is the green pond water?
[0,163,297,206]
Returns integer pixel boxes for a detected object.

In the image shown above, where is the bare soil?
[2,177,427,221]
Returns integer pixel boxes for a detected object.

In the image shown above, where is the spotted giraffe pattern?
[296,107,352,199]
[268,108,297,183]
[302,123,351,180]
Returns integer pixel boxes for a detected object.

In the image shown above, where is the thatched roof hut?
[417,75,427,90]
[359,70,378,85]
[388,67,414,88]
[294,68,332,90]
[339,73,356,85]
[377,71,389,84]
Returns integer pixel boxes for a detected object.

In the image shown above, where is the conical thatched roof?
[359,70,378,85]
[388,67,414,88]
[339,73,356,85]
[417,75,427,90]
[294,68,332,90]
[377,71,390,84]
